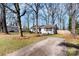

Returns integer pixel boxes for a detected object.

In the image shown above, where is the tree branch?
[20,10,26,17]
[1,3,17,13]
[26,3,36,13]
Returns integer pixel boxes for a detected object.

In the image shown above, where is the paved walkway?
[6,37,67,56]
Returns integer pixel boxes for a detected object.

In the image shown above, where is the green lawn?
[66,47,79,56]
[0,33,47,55]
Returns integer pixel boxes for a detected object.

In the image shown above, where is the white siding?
[41,28,47,34]
[30,29,35,32]
[41,28,54,34]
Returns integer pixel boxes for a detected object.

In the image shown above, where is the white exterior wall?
[30,29,35,32]
[41,28,47,34]
[30,28,54,34]
[51,29,54,34]
[41,28,54,34]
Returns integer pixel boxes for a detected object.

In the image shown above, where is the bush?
[76,28,79,34]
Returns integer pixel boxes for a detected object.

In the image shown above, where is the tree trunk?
[35,12,38,34]
[71,4,76,36]
[27,14,30,32]
[33,19,35,27]
[0,16,3,32]
[51,12,54,25]
[33,14,35,27]
[2,4,8,34]
[68,16,72,31]
[71,15,76,35]
[47,14,50,25]
[17,14,23,37]
[62,19,65,30]
[14,3,23,37]
[35,3,39,34]
[45,19,48,25]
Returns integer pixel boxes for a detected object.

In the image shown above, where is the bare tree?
[13,3,23,36]
[0,7,3,32]
[48,3,58,25]
[1,3,8,34]
[31,12,35,27]
[25,4,33,32]
[3,3,26,36]
[26,14,30,32]
[40,4,48,25]
[44,3,51,25]
[65,3,77,35]
[26,3,40,34]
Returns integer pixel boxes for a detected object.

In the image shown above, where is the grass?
[0,32,79,56]
[61,34,79,56]
[0,33,47,55]
[66,48,77,56]
[36,33,79,56]
[66,47,79,56]
[47,34,64,38]
[47,34,79,56]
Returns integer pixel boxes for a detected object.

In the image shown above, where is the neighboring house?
[7,26,27,32]
[30,25,40,33]
[30,24,58,34]
[7,26,18,32]
[7,21,27,32]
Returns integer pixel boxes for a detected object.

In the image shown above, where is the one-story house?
[30,25,42,33]
[7,26,26,32]
[7,26,18,32]
[30,24,58,34]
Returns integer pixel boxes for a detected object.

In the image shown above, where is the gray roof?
[31,25,41,29]
[31,24,55,29]
[44,24,55,29]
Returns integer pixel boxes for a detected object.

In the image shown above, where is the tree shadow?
[59,42,79,49]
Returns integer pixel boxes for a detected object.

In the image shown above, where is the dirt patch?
[57,30,71,35]
[6,37,67,56]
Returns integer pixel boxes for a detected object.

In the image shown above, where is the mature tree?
[32,13,35,27]
[13,3,23,36]
[0,7,3,32]
[3,3,26,36]
[68,16,72,31]
[56,4,67,30]
[25,4,33,32]
[26,14,30,32]
[40,4,48,25]
[34,3,40,33]
[65,3,77,35]
[70,4,77,35]
[46,3,58,25]
[44,3,51,25]
[26,3,40,33]
[1,4,8,34]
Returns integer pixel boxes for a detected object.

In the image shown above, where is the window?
[46,28,52,31]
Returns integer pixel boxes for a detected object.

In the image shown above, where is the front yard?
[0,33,47,55]
[0,32,79,56]
[47,34,79,56]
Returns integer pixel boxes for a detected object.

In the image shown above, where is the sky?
[1,3,70,29]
